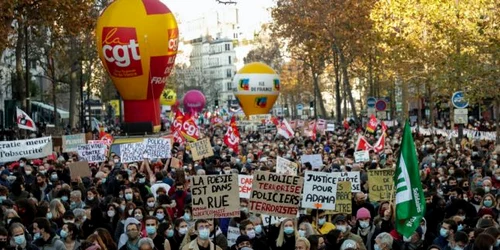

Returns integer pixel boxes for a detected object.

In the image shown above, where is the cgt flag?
[394,121,426,238]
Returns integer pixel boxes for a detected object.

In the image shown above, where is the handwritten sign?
[62,133,86,152]
[120,142,146,163]
[333,181,351,214]
[301,154,323,169]
[77,144,107,163]
[332,172,361,192]
[238,175,253,198]
[227,226,240,247]
[354,150,370,163]
[262,214,287,225]
[302,171,338,210]
[190,139,214,161]
[191,174,239,219]
[144,138,172,159]
[368,169,395,202]
[276,157,298,175]
[249,171,303,218]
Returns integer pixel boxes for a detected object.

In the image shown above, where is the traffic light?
[215,99,219,108]
[309,101,314,109]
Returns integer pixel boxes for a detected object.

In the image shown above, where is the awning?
[31,101,70,119]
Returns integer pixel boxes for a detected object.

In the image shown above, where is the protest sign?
[0,137,53,162]
[238,175,253,198]
[68,161,91,179]
[191,174,240,219]
[190,139,214,161]
[227,226,240,247]
[77,144,107,163]
[62,133,86,152]
[332,171,361,192]
[332,181,352,214]
[368,169,395,202]
[301,154,323,169]
[262,214,287,225]
[354,150,370,163]
[120,143,146,163]
[144,138,172,159]
[88,140,109,156]
[302,171,338,210]
[249,171,303,218]
[276,157,298,175]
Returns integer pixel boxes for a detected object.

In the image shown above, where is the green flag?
[394,121,426,238]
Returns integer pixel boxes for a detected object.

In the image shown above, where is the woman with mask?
[298,222,315,238]
[60,223,81,250]
[145,195,157,216]
[9,222,37,250]
[48,199,66,228]
[272,218,299,250]
[167,218,188,250]
[85,189,99,208]
[104,204,120,236]
[153,207,170,226]
[354,208,380,250]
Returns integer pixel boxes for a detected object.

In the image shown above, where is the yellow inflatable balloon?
[160,89,177,106]
[96,0,178,132]
[233,62,280,116]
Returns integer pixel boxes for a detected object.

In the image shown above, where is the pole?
[87,70,92,131]
[80,62,84,132]
[24,25,30,114]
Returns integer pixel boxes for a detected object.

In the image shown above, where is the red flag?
[355,135,373,151]
[311,121,317,141]
[224,116,240,152]
[16,107,37,131]
[180,113,200,142]
[372,134,385,153]
[277,119,294,139]
[366,115,378,133]
[171,110,184,133]
[343,118,350,130]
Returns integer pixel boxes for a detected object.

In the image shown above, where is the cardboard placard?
[249,171,303,218]
[238,175,253,198]
[68,161,91,179]
[332,181,352,214]
[332,172,361,192]
[368,169,395,202]
[301,154,323,169]
[354,150,370,163]
[77,144,107,163]
[191,174,240,219]
[190,139,214,161]
[62,133,86,152]
[302,171,338,210]
[276,157,298,176]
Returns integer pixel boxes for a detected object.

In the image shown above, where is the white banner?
[77,144,107,163]
[0,137,53,161]
[302,171,338,210]
[120,142,146,163]
[144,138,172,159]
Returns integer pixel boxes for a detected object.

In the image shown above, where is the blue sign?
[451,91,469,109]
[296,104,304,110]
[375,100,387,112]
[367,97,377,108]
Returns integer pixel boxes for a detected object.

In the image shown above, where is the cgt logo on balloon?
[101,27,142,77]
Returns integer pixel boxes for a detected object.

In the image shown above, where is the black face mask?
[0,240,8,248]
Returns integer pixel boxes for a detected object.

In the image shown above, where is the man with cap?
[234,235,252,250]
[352,192,376,219]
[334,215,366,250]
[354,208,380,250]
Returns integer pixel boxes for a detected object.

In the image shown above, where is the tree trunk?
[339,50,359,123]
[15,23,26,110]
[49,53,58,129]
[400,76,408,121]
[312,72,327,118]
[333,47,342,123]
[69,68,77,129]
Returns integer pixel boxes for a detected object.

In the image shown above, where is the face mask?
[61,196,68,202]
[318,218,326,226]
[147,202,156,208]
[101,178,106,184]
[127,231,139,240]
[485,187,491,193]
[107,210,116,217]
[240,207,249,214]
[135,214,143,221]
[114,159,119,163]
[25,170,32,175]
[247,229,256,239]
[454,247,464,250]
[0,196,6,203]
[146,226,157,235]
[224,170,232,175]
[128,209,134,215]
[284,226,294,235]
[359,221,370,229]
[33,233,41,241]
[457,224,464,231]
[449,170,455,174]
[51,174,58,181]
[496,239,500,247]
[374,244,381,250]
[298,229,306,237]
[20,163,25,167]
[70,202,77,209]
[125,193,133,201]
[254,225,262,234]
[247,159,252,163]
[14,235,26,245]
[7,219,11,225]
[179,227,188,235]
[88,196,94,201]
[156,214,165,221]
[484,200,493,207]
[440,228,449,237]
[60,230,68,238]
[63,220,74,224]
[403,235,412,242]
[199,228,210,240]
[167,229,174,238]
[139,178,146,184]
[47,212,53,220]
[183,213,191,221]
[336,225,347,233]
[39,170,47,175]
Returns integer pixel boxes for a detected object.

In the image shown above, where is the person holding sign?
[181,219,223,250]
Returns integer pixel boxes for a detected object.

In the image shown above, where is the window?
[228,56,232,64]
[226,69,232,78]
[225,44,231,51]
[226,82,232,91]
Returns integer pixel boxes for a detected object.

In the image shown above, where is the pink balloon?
[183,90,206,114]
